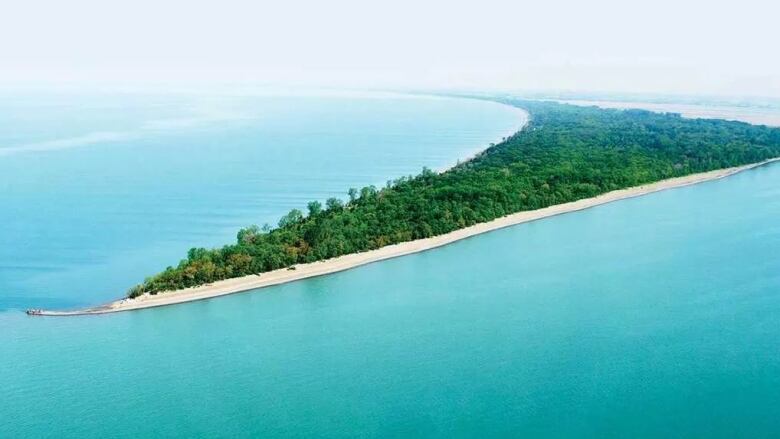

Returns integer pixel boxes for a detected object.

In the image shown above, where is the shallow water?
[2,95,779,438]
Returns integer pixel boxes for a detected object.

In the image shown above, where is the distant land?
[31,97,780,315]
[489,91,780,111]
[558,99,780,127]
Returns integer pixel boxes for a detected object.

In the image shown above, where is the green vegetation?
[128,99,780,297]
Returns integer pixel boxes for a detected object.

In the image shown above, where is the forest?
[127,99,780,297]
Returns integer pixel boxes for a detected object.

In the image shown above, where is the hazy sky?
[2,0,779,97]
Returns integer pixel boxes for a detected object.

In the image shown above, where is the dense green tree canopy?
[128,100,780,297]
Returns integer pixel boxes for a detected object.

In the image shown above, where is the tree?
[326,197,343,211]
[307,201,322,217]
[237,225,260,244]
[360,185,377,200]
[187,247,209,261]
[278,209,303,228]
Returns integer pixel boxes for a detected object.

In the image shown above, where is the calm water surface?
[2,95,779,438]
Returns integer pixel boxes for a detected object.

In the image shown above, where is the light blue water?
[0,92,524,310]
[2,95,780,438]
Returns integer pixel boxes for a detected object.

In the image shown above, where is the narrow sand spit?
[34,158,779,316]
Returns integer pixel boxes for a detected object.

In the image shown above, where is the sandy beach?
[34,158,779,316]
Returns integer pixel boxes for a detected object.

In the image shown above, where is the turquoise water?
[3,95,780,437]
[0,92,524,310]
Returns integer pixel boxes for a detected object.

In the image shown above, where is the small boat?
[26,309,43,316]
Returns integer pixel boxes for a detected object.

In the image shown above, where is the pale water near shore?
[2,96,780,437]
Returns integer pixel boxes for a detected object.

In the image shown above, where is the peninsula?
[32,99,780,315]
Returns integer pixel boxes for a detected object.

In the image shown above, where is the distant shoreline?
[33,157,779,316]
[557,99,780,127]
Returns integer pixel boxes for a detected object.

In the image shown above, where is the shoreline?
[34,157,779,316]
